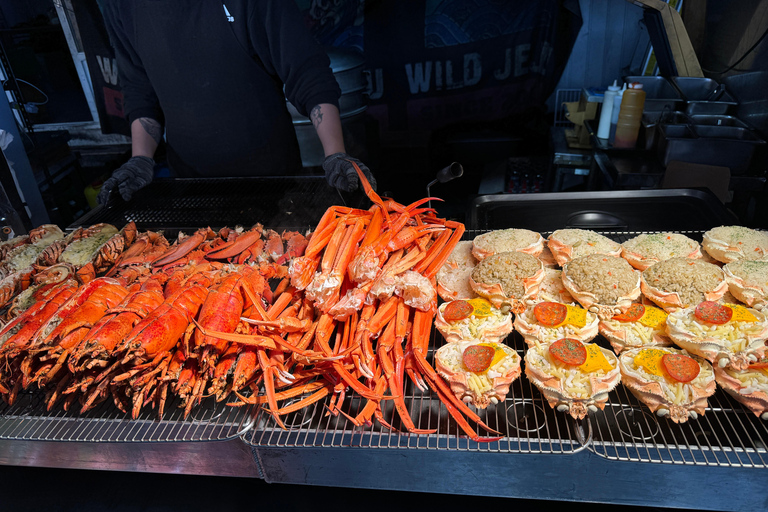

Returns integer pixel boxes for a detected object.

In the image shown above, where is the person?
[96,0,375,204]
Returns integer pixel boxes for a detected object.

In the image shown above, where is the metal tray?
[244,229,768,469]
[669,77,738,116]
[469,189,738,232]
[657,123,766,174]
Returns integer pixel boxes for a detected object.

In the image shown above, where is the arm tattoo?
[138,117,163,145]
[310,105,323,130]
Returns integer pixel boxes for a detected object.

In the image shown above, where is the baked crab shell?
[665,305,768,370]
[714,365,768,420]
[598,307,673,354]
[702,225,768,264]
[621,233,702,271]
[547,229,622,267]
[471,228,545,261]
[640,258,728,312]
[561,256,641,320]
[523,342,621,420]
[468,252,545,314]
[723,260,768,311]
[619,347,716,423]
[435,341,521,409]
[434,300,513,344]
[514,304,599,347]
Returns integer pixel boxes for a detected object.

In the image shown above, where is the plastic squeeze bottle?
[613,82,646,148]
[597,80,620,140]
[609,82,627,144]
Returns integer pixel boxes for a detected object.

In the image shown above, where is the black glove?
[322,153,377,192]
[96,156,155,204]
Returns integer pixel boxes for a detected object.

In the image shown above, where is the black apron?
[133,0,302,177]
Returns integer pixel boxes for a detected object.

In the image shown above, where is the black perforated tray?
[69,177,368,232]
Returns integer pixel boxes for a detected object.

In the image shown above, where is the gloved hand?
[322,153,377,192]
[96,156,155,205]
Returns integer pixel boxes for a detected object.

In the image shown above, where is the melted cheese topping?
[554,304,587,328]
[436,341,519,395]
[639,306,667,329]
[667,306,768,354]
[620,347,714,405]
[525,342,617,398]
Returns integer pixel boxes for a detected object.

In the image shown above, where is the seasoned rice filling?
[471,251,541,299]
[703,225,768,262]
[642,257,725,306]
[549,229,621,257]
[563,254,639,304]
[472,228,542,258]
[622,232,700,261]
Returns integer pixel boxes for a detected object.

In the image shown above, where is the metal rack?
[246,229,768,470]
[0,390,255,443]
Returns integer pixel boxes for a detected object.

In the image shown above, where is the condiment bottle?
[613,82,646,149]
[597,80,620,140]
[609,82,627,144]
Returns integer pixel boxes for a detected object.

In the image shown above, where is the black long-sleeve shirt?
[101,0,341,177]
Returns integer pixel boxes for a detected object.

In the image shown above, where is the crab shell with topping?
[524,342,621,420]
[434,301,513,344]
[665,306,768,370]
[702,225,768,264]
[514,304,599,347]
[471,229,545,261]
[436,241,478,302]
[598,314,673,354]
[547,230,622,267]
[640,272,728,313]
[560,259,641,320]
[621,236,703,271]
[723,260,768,311]
[714,365,768,420]
[468,253,545,314]
[435,341,521,409]
[619,347,716,423]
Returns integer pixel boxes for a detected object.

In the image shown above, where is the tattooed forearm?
[310,105,323,129]
[138,117,163,145]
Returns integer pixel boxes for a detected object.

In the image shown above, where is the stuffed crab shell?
[514,301,598,347]
[469,251,545,313]
[471,228,545,261]
[537,268,575,305]
[702,225,768,264]
[436,241,479,302]
[547,228,622,266]
[435,298,513,344]
[714,360,768,420]
[621,232,702,271]
[723,260,768,311]
[561,254,641,320]
[665,301,768,370]
[619,347,715,423]
[598,303,673,354]
[524,338,621,420]
[640,257,727,312]
[435,341,521,409]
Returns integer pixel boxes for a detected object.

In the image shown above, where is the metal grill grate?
[0,390,255,442]
[245,230,768,467]
[243,328,588,453]
[70,177,366,232]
